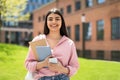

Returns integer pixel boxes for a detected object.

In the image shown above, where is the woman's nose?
[52,19,56,23]
[52,21,56,23]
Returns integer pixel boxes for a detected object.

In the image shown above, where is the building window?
[86,0,93,7]
[47,0,50,2]
[84,50,91,58]
[97,0,106,4]
[43,15,45,21]
[33,5,36,10]
[75,1,81,11]
[32,0,35,3]
[41,0,45,4]
[75,24,80,41]
[67,26,71,37]
[97,20,104,40]
[38,0,41,3]
[9,22,16,27]
[111,51,120,61]
[67,5,72,13]
[85,22,92,40]
[29,5,33,12]
[38,17,41,22]
[96,51,104,59]
[34,0,37,3]
[111,17,120,40]
[60,8,64,15]
[29,0,32,2]
[26,4,29,12]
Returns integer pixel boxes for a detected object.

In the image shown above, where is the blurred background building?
[33,0,120,61]
[1,0,53,46]
[1,0,120,61]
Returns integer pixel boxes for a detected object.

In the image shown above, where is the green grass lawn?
[0,43,28,80]
[0,43,120,80]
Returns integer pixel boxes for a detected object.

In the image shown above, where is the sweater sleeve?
[25,34,46,72]
[25,46,38,72]
[67,42,79,77]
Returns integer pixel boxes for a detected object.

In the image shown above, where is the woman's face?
[47,13,62,32]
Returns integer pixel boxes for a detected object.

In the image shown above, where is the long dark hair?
[43,8,68,37]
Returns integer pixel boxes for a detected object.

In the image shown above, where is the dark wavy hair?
[43,8,68,37]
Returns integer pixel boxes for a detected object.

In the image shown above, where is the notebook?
[36,46,51,61]
[29,39,47,60]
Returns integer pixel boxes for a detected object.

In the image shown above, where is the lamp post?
[81,14,86,57]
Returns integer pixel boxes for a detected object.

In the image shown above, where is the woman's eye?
[48,18,53,21]
[56,19,60,21]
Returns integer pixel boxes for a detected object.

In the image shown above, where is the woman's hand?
[48,61,69,74]
[36,55,52,69]
[48,61,62,72]
[37,56,69,75]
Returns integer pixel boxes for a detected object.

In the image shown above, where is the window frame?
[111,17,120,40]
[86,0,93,8]
[75,0,81,11]
[97,0,106,4]
[67,5,72,14]
[75,24,80,41]
[96,19,104,40]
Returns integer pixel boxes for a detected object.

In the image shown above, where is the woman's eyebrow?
[55,17,60,19]
[48,17,53,18]
[48,16,60,19]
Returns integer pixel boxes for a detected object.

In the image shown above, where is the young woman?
[25,8,79,80]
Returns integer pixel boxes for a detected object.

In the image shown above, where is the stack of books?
[29,39,51,61]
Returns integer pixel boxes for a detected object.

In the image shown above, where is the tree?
[1,0,29,22]
[0,0,6,27]
[0,0,29,42]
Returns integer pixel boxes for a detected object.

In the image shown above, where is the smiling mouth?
[50,25,58,28]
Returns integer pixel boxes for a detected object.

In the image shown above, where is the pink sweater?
[25,34,79,80]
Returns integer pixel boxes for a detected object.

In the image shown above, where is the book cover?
[29,39,47,60]
[36,46,51,61]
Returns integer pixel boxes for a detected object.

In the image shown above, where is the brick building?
[33,0,120,61]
